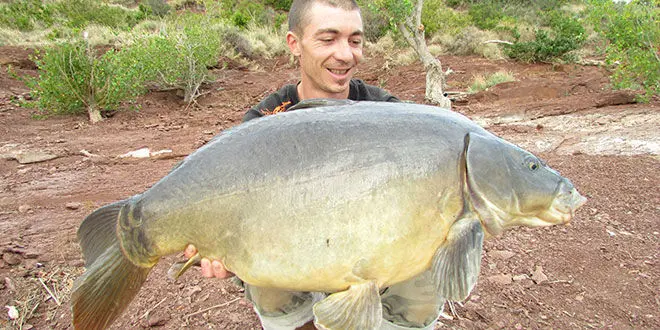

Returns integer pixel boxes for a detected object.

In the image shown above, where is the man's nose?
[334,39,355,63]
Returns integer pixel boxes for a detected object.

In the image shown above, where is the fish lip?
[539,186,587,225]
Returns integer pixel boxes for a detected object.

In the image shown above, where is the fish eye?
[524,156,540,171]
[528,160,540,171]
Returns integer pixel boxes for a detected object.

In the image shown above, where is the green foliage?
[468,3,504,30]
[358,0,391,41]
[364,0,414,31]
[505,10,586,63]
[264,0,292,11]
[28,39,147,118]
[585,0,659,101]
[218,0,271,28]
[129,13,223,102]
[422,0,471,36]
[56,0,143,30]
[0,0,55,31]
[140,0,172,18]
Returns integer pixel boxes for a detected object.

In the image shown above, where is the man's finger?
[211,260,229,278]
[201,258,213,277]
[184,244,197,258]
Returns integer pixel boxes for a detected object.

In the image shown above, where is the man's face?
[288,3,364,99]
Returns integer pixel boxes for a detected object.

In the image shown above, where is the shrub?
[443,26,504,59]
[129,14,224,103]
[585,0,659,101]
[28,39,147,122]
[56,0,143,30]
[0,0,55,31]
[468,2,504,30]
[359,1,391,42]
[222,26,254,58]
[140,0,171,18]
[505,10,586,63]
[422,0,471,36]
[242,22,289,58]
[264,0,293,11]
[468,71,516,93]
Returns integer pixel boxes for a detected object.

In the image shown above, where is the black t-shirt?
[242,78,399,122]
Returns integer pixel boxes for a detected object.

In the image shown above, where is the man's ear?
[286,31,301,56]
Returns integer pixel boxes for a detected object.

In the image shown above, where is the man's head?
[288,0,360,37]
[286,0,364,100]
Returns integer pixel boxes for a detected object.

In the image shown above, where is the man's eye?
[351,39,363,45]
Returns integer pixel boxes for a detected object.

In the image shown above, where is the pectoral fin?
[313,281,382,330]
[431,216,484,301]
[167,253,201,281]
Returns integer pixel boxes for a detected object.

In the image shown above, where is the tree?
[369,0,451,107]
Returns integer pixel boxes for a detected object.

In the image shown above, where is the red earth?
[0,46,658,329]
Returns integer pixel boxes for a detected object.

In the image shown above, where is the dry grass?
[5,265,83,329]
[435,26,506,60]
[468,71,516,93]
[242,23,288,59]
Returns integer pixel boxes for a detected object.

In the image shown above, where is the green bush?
[130,13,223,103]
[140,0,171,18]
[585,0,659,101]
[422,0,471,36]
[56,0,143,30]
[505,10,586,63]
[0,0,55,31]
[28,39,147,121]
[468,3,504,30]
[359,0,391,42]
[219,0,270,28]
[264,0,292,11]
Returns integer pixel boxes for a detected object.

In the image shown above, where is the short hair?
[288,0,361,36]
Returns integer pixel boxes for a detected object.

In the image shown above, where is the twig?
[483,39,514,45]
[80,149,101,158]
[38,278,60,306]
[184,297,241,320]
[141,297,167,319]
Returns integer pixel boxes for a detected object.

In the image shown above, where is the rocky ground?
[0,46,658,329]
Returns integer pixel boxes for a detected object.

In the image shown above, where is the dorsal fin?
[288,98,355,111]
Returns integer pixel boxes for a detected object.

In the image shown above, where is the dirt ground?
[0,45,658,330]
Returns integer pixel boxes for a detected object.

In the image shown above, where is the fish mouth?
[537,185,587,225]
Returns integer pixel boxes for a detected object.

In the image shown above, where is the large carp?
[71,100,586,330]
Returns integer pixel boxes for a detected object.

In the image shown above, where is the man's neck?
[297,81,351,100]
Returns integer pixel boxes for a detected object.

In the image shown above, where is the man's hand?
[184,244,234,279]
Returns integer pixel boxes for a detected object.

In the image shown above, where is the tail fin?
[71,201,152,330]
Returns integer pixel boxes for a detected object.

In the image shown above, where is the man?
[185,0,445,329]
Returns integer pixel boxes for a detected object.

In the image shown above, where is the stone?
[14,151,58,164]
[487,274,512,285]
[490,250,515,260]
[5,277,16,291]
[65,202,82,210]
[18,204,31,213]
[513,274,530,281]
[2,253,21,265]
[532,266,548,284]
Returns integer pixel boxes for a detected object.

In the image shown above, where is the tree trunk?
[425,62,451,108]
[396,0,451,107]
[88,105,102,123]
